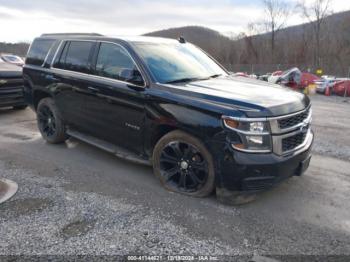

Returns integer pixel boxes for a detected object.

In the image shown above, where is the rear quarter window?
[55,41,94,74]
[26,39,55,66]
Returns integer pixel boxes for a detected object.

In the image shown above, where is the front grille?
[0,78,25,106]
[278,108,310,129]
[0,78,23,88]
[282,132,307,152]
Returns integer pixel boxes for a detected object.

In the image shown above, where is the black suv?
[23,33,313,203]
[0,59,27,110]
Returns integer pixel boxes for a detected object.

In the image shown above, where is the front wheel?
[153,130,215,197]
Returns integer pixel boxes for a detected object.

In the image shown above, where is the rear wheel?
[153,130,215,197]
[37,98,67,144]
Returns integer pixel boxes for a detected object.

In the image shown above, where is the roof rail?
[40,33,103,37]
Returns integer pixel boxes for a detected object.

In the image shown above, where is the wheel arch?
[146,107,223,158]
[33,90,52,110]
[149,124,177,156]
[148,123,220,160]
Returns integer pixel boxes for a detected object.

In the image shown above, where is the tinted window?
[65,41,94,73]
[57,41,94,73]
[26,39,55,66]
[94,43,143,85]
[54,42,69,69]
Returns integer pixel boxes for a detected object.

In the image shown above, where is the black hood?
[162,76,310,117]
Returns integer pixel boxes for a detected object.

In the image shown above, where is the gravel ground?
[0,162,236,256]
[311,95,350,161]
[0,94,349,260]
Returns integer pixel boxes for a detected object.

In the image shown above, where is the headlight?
[223,118,269,134]
[249,122,265,133]
[222,116,272,153]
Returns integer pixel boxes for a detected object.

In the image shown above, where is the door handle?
[87,86,99,92]
[45,74,59,82]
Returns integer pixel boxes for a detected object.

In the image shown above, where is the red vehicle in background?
[332,80,350,97]
[301,72,320,88]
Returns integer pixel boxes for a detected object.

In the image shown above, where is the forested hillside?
[146,11,350,76]
[0,42,29,57]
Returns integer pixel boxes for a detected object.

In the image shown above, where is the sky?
[0,0,349,43]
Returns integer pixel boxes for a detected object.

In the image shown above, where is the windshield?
[133,42,227,84]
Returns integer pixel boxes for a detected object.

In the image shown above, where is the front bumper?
[214,130,314,194]
[0,84,26,108]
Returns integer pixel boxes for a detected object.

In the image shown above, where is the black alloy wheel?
[36,98,68,144]
[153,130,215,197]
[38,105,56,138]
[160,141,208,193]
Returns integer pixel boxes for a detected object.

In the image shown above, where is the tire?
[13,105,27,110]
[153,130,215,197]
[36,98,67,144]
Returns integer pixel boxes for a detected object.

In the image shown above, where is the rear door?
[52,40,96,131]
[82,42,147,154]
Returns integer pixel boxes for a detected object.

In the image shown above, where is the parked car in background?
[315,79,338,94]
[269,68,320,91]
[270,68,301,89]
[0,54,25,66]
[23,33,313,203]
[248,74,258,79]
[232,72,249,77]
[258,73,271,82]
[300,72,320,89]
[333,80,350,97]
[321,75,336,80]
[267,70,283,84]
[0,59,27,110]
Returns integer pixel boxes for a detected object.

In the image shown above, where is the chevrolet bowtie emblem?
[0,80,7,85]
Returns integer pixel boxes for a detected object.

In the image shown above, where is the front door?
[82,42,147,154]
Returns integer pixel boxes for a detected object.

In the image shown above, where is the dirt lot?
[0,94,349,259]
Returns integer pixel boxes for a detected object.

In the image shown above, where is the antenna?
[178,36,186,44]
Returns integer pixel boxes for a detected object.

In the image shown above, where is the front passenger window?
[95,43,144,86]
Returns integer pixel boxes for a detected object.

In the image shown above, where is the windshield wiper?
[208,74,222,78]
[165,77,202,84]
[165,75,222,84]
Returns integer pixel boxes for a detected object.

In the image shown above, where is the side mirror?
[121,69,145,87]
[130,73,144,86]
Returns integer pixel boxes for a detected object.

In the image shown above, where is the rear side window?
[26,39,55,66]
[55,41,94,74]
